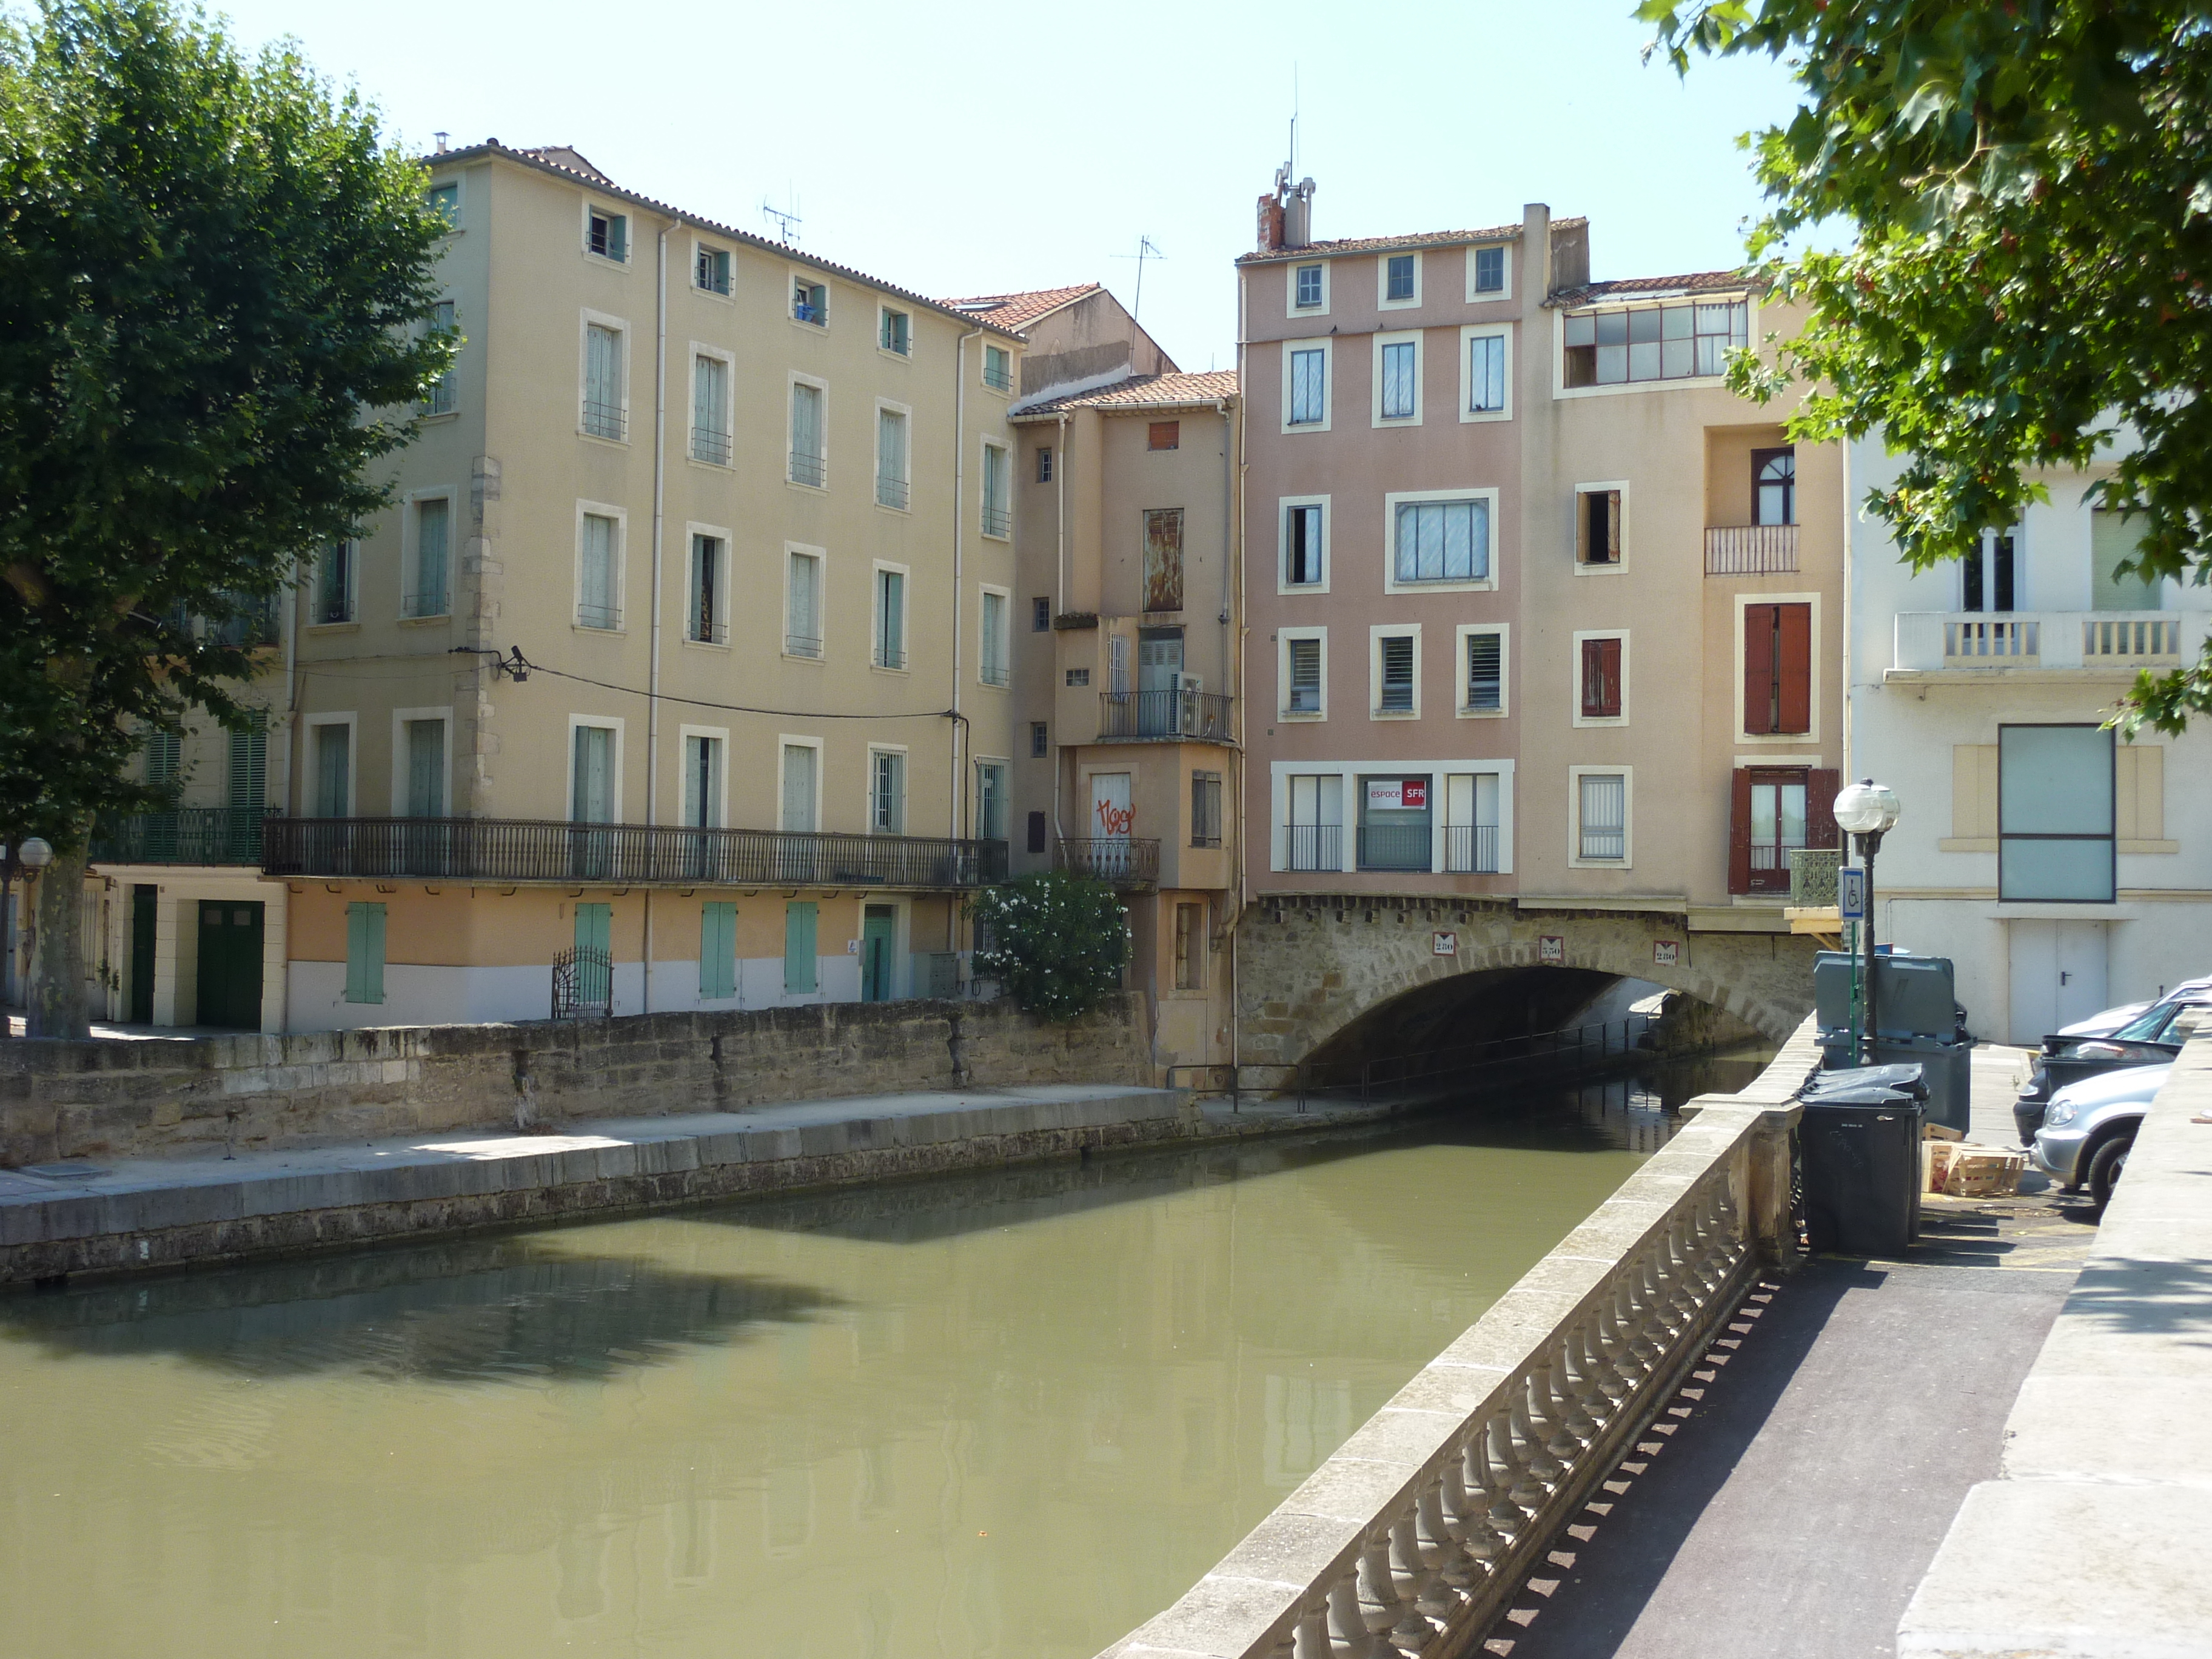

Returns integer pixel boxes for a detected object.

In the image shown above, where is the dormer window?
[587,208,628,263]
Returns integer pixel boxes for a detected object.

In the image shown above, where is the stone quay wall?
[0,996,1153,1168]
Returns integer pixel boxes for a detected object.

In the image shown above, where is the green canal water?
[0,1052,1768,1659]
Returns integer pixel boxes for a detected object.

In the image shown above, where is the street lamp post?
[8,839,53,1040]
[1832,781,1902,1066]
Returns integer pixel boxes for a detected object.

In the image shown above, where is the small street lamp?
[3,839,53,1035]
[1832,781,1902,1065]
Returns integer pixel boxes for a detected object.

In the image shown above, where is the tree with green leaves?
[969,871,1130,1024]
[1642,0,2212,732]
[0,0,453,1036]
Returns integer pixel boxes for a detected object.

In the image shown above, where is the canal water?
[0,1049,1768,1659]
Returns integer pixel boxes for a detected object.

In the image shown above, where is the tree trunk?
[27,850,89,1040]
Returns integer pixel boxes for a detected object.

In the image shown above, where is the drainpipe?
[1229,276,1250,1083]
[952,329,981,969]
[277,559,300,1036]
[644,221,670,1015]
[1053,411,1068,849]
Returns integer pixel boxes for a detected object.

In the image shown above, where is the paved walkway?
[1481,1045,2097,1659]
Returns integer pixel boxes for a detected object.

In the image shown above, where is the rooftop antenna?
[1113,235,1165,329]
[761,189,802,245]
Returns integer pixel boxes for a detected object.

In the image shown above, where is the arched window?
[1754,447,1795,526]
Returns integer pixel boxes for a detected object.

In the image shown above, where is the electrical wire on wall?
[449,645,966,726]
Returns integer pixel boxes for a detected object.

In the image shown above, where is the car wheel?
[2087,1134,2134,1210]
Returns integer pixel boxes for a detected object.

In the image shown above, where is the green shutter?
[229,716,267,813]
[783,902,817,993]
[701,902,737,999]
[346,902,386,1005]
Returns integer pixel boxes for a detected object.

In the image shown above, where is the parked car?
[2054,974,2212,1040]
[2013,991,2212,1145]
[2033,1062,2170,1208]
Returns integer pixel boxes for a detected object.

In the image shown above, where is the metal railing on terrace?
[90,806,279,867]
[1096,689,1234,743]
[1443,823,1501,874]
[264,817,1008,890]
[1704,523,1798,575]
[1054,836,1161,890]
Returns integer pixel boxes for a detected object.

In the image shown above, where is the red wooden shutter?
[1598,638,1622,716]
[1777,603,1812,734]
[1728,768,1754,894]
[1581,638,1606,717]
[1806,768,1840,850]
[1743,603,1778,734]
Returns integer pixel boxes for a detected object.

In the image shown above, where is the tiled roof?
[937,284,1102,332]
[1549,270,1759,307]
[424,141,1025,339]
[1013,370,1241,419]
[1238,223,1524,266]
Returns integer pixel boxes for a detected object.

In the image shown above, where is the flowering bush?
[968,871,1128,1022]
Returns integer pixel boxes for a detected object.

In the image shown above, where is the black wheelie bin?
[1797,1064,1926,1256]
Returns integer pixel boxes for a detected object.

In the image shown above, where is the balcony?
[264,817,1008,890]
[1443,823,1501,874]
[1789,847,1840,907]
[1096,689,1234,744]
[1357,825,1432,873]
[1704,525,1798,576]
[789,450,825,488]
[1054,836,1161,890]
[1284,825,1342,873]
[90,806,278,867]
[1891,611,2202,676]
[876,475,909,511]
[691,426,732,467]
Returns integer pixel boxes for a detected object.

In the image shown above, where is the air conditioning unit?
[1170,673,1202,695]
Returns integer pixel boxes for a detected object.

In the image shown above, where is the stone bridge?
[1236,894,1817,1070]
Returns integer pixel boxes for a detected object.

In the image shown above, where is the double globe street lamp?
[1832,780,1902,1065]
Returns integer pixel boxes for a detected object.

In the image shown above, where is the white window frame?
[874,397,913,514]
[789,265,829,330]
[580,199,630,266]
[871,558,912,674]
[691,238,733,301]
[310,539,358,629]
[1278,626,1329,721]
[1278,494,1331,595]
[977,583,1011,689]
[877,304,913,360]
[1553,293,1758,400]
[1456,623,1510,719]
[787,371,828,491]
[1732,590,1825,747]
[389,706,452,818]
[564,715,626,823]
[1572,478,1631,576]
[979,439,1012,540]
[1570,629,1631,728]
[577,308,631,446]
[1372,331,1423,428]
[684,520,732,650]
[865,743,910,836]
[677,725,731,828]
[1267,757,1516,875]
[1369,624,1423,720]
[1281,337,1333,434]
[303,712,358,819]
[1382,486,1500,595]
[1460,324,1514,424]
[777,734,824,833]
[974,755,1013,843]
[1465,242,1513,303]
[784,542,827,661]
[1286,260,1330,319]
[1378,250,1423,311]
[400,486,456,622]
[573,499,628,634]
[1569,765,1634,869]
[688,343,736,469]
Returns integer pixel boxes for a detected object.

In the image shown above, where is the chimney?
[1547,212,1589,296]
[434,131,449,154]
[1284,177,1316,249]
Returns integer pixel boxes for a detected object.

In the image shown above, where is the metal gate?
[551,944,612,1021]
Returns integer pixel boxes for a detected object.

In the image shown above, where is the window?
[682,734,723,828]
[1444,773,1502,874]
[1030,722,1048,759]
[587,207,628,262]
[977,762,1009,842]
[312,722,350,817]
[571,725,615,822]
[316,540,355,625]
[1577,488,1622,566]
[695,244,731,296]
[1066,668,1090,688]
[578,512,620,629]
[423,301,457,416]
[981,443,1011,537]
[1375,632,1416,714]
[1289,346,1327,426]
[879,307,910,355]
[1472,245,1506,295]
[1579,636,1624,720]
[689,533,726,644]
[1149,421,1180,451]
[699,902,737,1000]
[1191,771,1222,848]
[230,713,269,812]
[406,497,449,617]
[1379,340,1417,420]
[876,407,910,509]
[1384,253,1416,302]
[2000,725,2115,902]
[1358,775,1432,871]
[344,902,386,1005]
[583,322,625,440]
[1743,602,1811,734]
[2090,508,2162,611]
[427,182,458,226]
[1753,447,1795,526]
[143,728,181,790]
[1174,902,1206,990]
[1285,634,1324,715]
[789,381,825,488]
[1287,774,1343,872]
[1578,773,1627,861]
[780,743,817,832]
[400,717,443,817]
[684,354,731,466]
[1022,811,1046,854]
[1284,501,1325,588]
[786,549,822,657]
[870,749,905,834]
[1563,298,1748,387]
[1466,332,1507,416]
[1295,264,1324,307]
[1392,497,1489,586]
[1965,528,2017,612]
[1144,508,1184,611]
[980,591,1009,686]
[1032,596,1051,632]
[874,567,907,669]
[982,344,1012,392]
[783,901,818,993]
[1036,446,1054,484]
[793,278,826,326]
[1463,628,1504,713]
[1729,766,1835,894]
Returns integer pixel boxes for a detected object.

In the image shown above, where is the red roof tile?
[1238,224,1523,266]
[1013,370,1241,418]
[936,284,1102,332]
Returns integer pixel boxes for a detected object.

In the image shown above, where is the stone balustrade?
[1101,1021,1815,1659]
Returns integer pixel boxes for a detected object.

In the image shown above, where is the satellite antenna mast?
[762,190,802,245]
[1113,235,1165,329]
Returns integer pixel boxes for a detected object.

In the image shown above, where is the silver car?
[2034,1062,2170,1208]
[2056,974,2212,1039]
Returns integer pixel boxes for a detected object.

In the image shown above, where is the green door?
[860,905,896,1002]
[574,903,612,1008]
[129,885,157,1024]
[195,900,264,1029]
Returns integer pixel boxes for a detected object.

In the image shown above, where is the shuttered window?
[1730,766,1837,894]
[227,716,267,811]
[876,409,910,509]
[1743,603,1812,734]
[144,729,182,790]
[1578,774,1627,861]
[789,383,824,486]
[1580,637,1623,719]
[1285,504,1323,586]
[1577,489,1622,565]
[682,735,722,828]
[1378,634,1415,712]
[980,591,1008,686]
[313,724,350,817]
[583,324,625,440]
[344,902,386,1005]
[874,569,906,669]
[424,301,457,415]
[1287,637,1322,713]
[317,540,354,625]
[1465,631,1503,711]
[571,726,613,823]
[691,355,730,465]
[786,553,821,657]
[409,498,450,618]
[403,719,444,818]
[699,902,737,1000]
[783,902,818,993]
[578,513,619,629]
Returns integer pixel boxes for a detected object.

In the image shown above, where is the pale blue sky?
[209,0,1808,370]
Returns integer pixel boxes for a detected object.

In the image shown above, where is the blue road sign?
[1838,866,1867,920]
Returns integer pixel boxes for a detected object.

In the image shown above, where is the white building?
[1846,433,2212,1044]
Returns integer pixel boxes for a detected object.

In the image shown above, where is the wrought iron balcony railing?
[90,806,279,866]
[1054,836,1161,890]
[1097,689,1234,743]
[691,426,732,467]
[1789,846,1841,907]
[264,817,1008,890]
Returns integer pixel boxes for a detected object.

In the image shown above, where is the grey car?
[2033,1062,2170,1208]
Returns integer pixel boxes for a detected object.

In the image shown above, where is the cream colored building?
[274,144,1025,1028]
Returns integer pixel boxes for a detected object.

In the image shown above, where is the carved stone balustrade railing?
[1101,1019,1817,1659]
